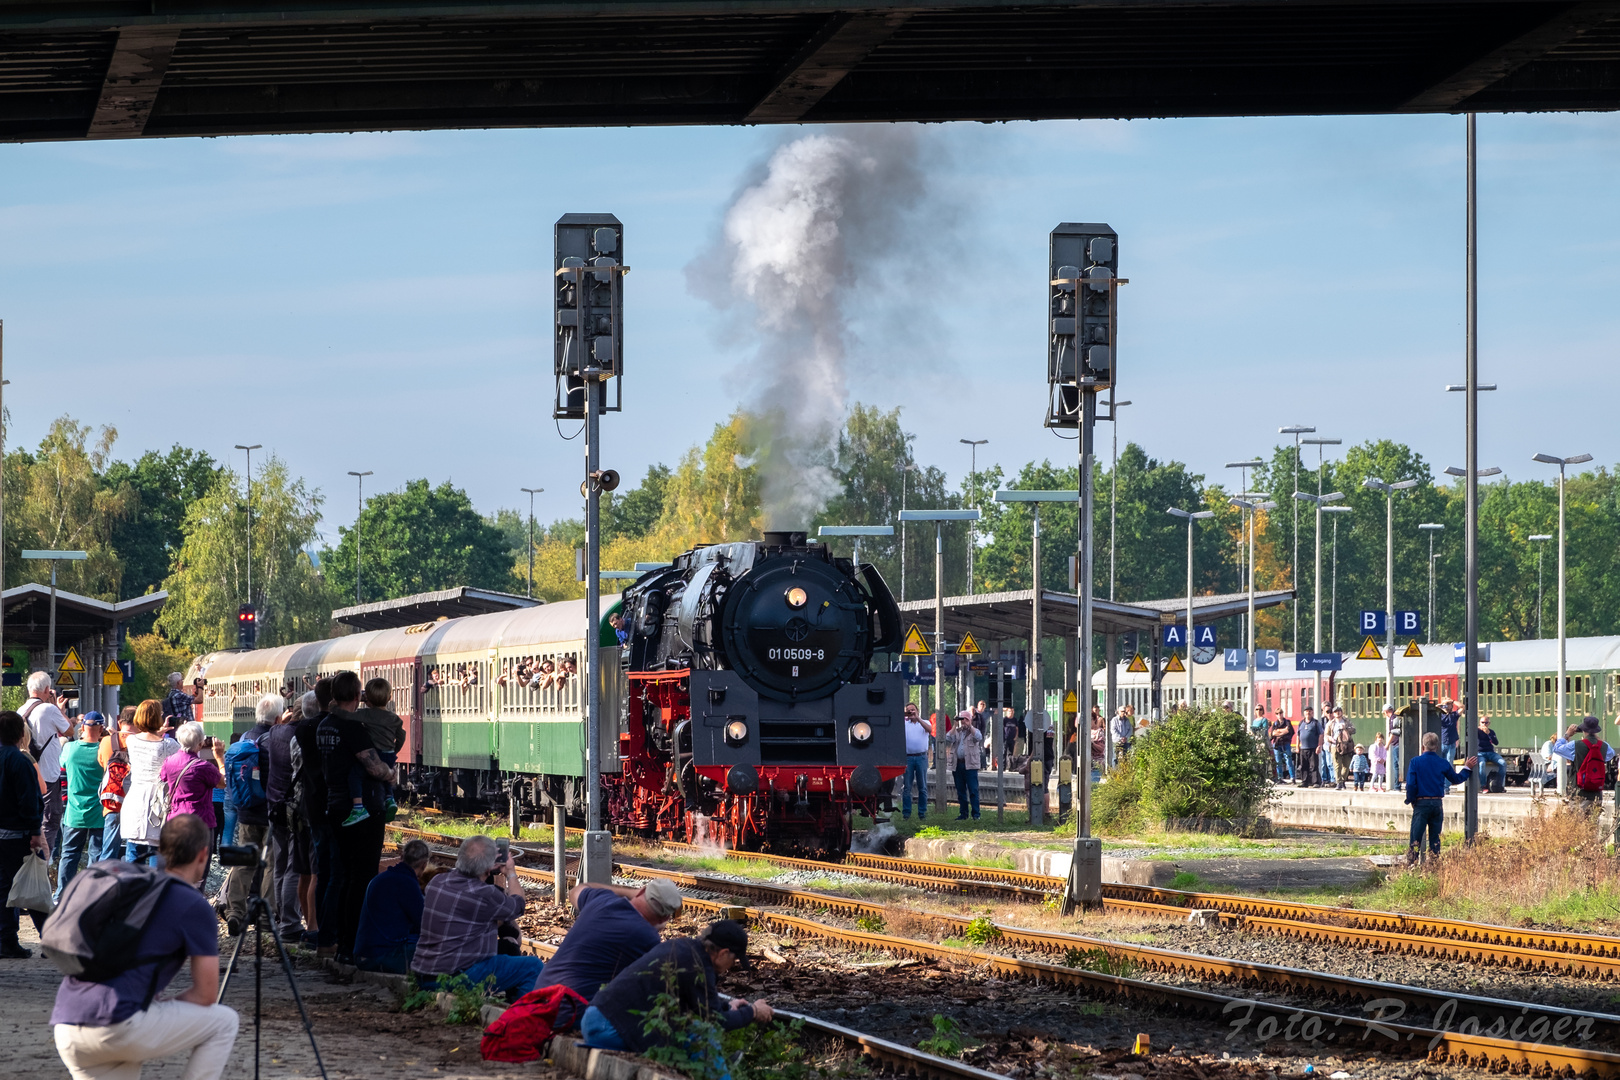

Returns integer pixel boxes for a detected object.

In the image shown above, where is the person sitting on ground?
[354,838,431,974]
[51,813,240,1080]
[534,878,683,1003]
[411,834,542,998]
[343,678,405,827]
[581,919,773,1062]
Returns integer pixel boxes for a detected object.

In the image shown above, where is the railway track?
[390,824,1620,979]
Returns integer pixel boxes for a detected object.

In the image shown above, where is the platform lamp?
[1529,534,1552,641]
[1229,495,1277,718]
[960,439,988,593]
[0,323,9,668]
[1294,488,1344,714]
[347,471,372,606]
[1164,507,1214,710]
[1363,477,1421,714]
[817,525,894,571]
[994,490,1079,827]
[1444,464,1500,836]
[1418,523,1445,644]
[898,508,980,816]
[1277,425,1316,653]
[1529,453,1591,751]
[22,549,87,684]
[521,487,544,599]
[1323,504,1353,652]
[235,445,262,610]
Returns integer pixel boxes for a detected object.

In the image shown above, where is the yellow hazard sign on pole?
[1164,652,1186,673]
[1063,691,1077,712]
[901,624,930,656]
[1357,636,1384,661]
[102,661,124,686]
[1403,640,1423,658]
[59,647,85,674]
[56,670,76,686]
[957,632,982,656]
[1126,653,1149,673]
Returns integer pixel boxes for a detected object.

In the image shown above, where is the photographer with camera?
[51,813,239,1080]
[411,834,541,998]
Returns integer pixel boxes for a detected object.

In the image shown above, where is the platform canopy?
[1,0,1617,142]
[896,588,1296,644]
[332,585,541,632]
[2,584,167,652]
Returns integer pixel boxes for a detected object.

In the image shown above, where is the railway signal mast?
[1046,222,1120,911]
[555,213,628,884]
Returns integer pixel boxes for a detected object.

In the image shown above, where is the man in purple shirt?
[52,813,239,1079]
[410,834,541,998]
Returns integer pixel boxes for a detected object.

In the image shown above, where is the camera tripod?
[216,844,328,1080]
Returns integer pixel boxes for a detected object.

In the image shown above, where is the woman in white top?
[119,699,178,866]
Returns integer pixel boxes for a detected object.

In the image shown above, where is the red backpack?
[1575,737,1609,792]
[99,731,130,813]
[480,984,588,1062]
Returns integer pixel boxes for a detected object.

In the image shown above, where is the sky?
[1,112,1617,545]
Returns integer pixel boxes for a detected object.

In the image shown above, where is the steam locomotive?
[187,530,906,854]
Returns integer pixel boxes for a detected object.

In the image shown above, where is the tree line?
[7,411,1613,689]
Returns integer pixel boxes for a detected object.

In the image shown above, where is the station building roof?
[896,588,1295,643]
[2,585,167,652]
[331,586,542,632]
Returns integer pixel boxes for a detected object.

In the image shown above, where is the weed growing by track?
[916,1015,968,1058]
[963,916,1000,945]
[399,972,498,1025]
[1061,947,1137,977]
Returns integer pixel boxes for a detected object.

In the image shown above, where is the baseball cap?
[698,919,751,968]
[640,878,684,919]
[82,711,105,726]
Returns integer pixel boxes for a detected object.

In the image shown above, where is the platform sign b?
[1396,610,1421,636]
[1358,610,1387,636]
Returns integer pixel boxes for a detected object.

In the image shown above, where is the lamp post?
[1444,464,1500,833]
[22,550,88,681]
[995,491,1079,826]
[521,487,545,599]
[817,525,894,571]
[1109,401,1132,601]
[347,470,372,606]
[1225,459,1263,612]
[899,463,919,603]
[1229,495,1277,716]
[1419,523,1445,643]
[1301,435,1342,661]
[1363,478,1420,713]
[1529,534,1552,640]
[960,440,988,594]
[1277,426,1315,652]
[1294,488,1344,711]
[0,320,9,665]
[898,508,980,817]
[235,444,262,607]
[1324,504,1353,651]
[1531,453,1591,749]
[1165,507,1214,709]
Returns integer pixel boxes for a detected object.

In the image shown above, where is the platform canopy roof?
[2,584,167,652]
[332,585,541,632]
[1,0,1617,142]
[896,588,1296,643]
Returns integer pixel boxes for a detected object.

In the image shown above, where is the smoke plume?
[690,127,933,529]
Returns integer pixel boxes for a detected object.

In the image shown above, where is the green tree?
[4,417,134,601]
[322,479,518,604]
[605,464,671,541]
[157,458,328,653]
[653,413,761,547]
[103,446,223,602]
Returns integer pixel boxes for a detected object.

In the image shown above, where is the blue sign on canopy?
[1257,649,1280,671]
[1192,625,1217,648]
[1162,625,1187,649]
[1396,610,1421,636]
[1295,652,1343,672]
[1359,610,1387,636]
[1224,649,1246,671]
[1223,648,1280,671]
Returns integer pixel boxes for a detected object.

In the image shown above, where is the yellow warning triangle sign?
[957,631,982,656]
[901,624,930,655]
[102,661,124,686]
[1403,640,1423,658]
[55,670,76,686]
[1357,636,1384,661]
[1126,653,1149,673]
[59,647,85,674]
[1164,652,1186,673]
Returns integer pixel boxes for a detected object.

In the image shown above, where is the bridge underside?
[3,0,1619,142]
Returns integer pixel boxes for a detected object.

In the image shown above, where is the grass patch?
[397,813,575,847]
[1061,947,1137,977]
[1167,871,1206,891]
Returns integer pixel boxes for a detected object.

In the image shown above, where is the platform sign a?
[1358,610,1387,636]
[1395,610,1421,637]
[1162,625,1187,649]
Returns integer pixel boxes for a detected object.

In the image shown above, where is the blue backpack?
[224,736,266,811]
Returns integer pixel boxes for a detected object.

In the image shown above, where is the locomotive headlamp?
[725,720,749,746]
[785,587,808,608]
[848,721,873,747]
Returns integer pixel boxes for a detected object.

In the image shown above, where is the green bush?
[1127,706,1273,825]
[1091,758,1145,832]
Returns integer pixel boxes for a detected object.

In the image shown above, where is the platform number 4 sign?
[1395,610,1421,637]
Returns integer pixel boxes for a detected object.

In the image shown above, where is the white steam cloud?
[691,127,933,530]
